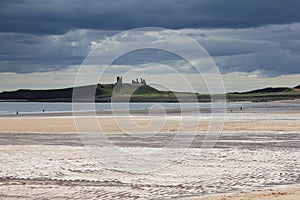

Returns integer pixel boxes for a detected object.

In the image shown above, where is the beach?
[196,185,300,200]
[1,0,300,199]
[0,112,300,133]
[0,104,299,199]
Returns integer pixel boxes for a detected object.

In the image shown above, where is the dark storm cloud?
[0,0,300,35]
[1,23,300,75]
[0,30,117,73]
[0,32,83,73]
[0,0,300,76]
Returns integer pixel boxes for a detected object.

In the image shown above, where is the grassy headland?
[0,83,299,102]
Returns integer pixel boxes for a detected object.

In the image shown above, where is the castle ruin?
[116,76,122,84]
[116,76,146,85]
[132,78,146,85]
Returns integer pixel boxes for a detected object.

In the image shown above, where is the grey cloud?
[0,0,300,35]
[0,23,300,77]
[199,38,278,57]
[214,51,300,76]
[0,30,116,73]
[181,24,300,75]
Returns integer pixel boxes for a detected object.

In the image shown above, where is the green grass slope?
[1,83,299,102]
[227,86,300,102]
[0,83,195,102]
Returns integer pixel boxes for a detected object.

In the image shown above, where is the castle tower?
[116,76,122,84]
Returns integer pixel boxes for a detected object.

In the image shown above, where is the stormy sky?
[0,0,300,92]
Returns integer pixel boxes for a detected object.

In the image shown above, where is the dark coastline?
[0,84,299,103]
[1,93,300,103]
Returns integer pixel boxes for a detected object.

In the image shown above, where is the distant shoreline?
[0,96,300,103]
[0,84,299,103]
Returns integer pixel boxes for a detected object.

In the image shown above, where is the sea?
[0,101,300,115]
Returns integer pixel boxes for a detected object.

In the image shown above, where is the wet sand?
[196,185,300,200]
[0,132,299,149]
[0,111,299,199]
[0,114,300,134]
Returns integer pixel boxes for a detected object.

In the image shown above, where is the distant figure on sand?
[42,109,45,113]
[16,110,18,115]
[240,106,243,111]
